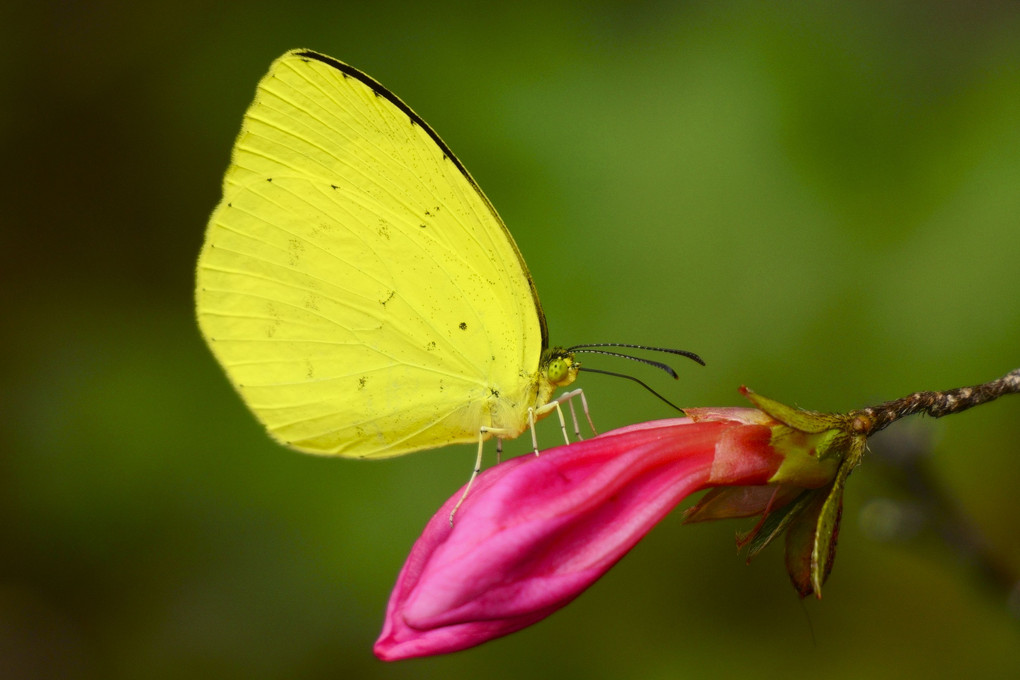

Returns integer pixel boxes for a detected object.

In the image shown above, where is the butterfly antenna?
[579,367,685,413]
[567,343,705,382]
[570,349,681,379]
[567,343,705,367]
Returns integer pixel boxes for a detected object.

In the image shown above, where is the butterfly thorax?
[480,347,578,439]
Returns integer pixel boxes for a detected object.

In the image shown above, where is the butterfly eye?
[547,355,576,385]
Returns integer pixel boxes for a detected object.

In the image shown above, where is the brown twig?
[852,368,1020,436]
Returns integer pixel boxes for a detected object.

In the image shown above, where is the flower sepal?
[686,388,869,598]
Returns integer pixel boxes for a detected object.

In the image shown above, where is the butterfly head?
[541,347,580,389]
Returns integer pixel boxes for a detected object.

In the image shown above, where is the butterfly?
[195,50,702,505]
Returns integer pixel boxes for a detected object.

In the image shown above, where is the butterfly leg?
[449,426,507,525]
[576,389,597,436]
[566,396,582,440]
[546,388,597,437]
[527,407,540,454]
[528,397,571,451]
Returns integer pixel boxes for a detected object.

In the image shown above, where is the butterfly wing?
[196,50,547,458]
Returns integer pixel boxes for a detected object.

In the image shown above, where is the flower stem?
[852,368,1020,435]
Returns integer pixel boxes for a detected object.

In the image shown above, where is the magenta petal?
[375,419,780,660]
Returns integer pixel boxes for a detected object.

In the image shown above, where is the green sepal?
[784,485,836,598]
[741,387,844,434]
[741,387,863,488]
[742,488,815,561]
[783,439,863,598]
[768,426,844,487]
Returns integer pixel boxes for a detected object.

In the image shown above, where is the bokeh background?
[3,1,1019,677]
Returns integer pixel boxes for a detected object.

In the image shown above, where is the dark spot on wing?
[288,238,304,266]
[459,322,467,330]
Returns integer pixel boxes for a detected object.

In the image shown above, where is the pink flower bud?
[375,416,784,660]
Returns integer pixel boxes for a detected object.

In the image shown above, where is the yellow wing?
[196,50,561,458]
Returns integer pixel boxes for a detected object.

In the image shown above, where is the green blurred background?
[3,0,1019,677]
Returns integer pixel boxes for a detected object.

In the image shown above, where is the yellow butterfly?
[196,50,701,487]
